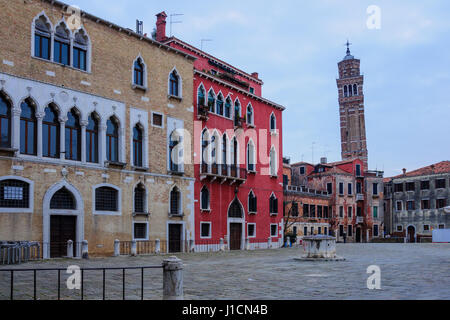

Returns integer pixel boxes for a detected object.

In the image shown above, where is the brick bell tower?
[337,42,368,170]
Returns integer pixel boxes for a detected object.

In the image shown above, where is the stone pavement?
[1,244,449,300]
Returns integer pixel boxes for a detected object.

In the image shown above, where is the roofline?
[42,0,197,62]
[164,37,264,85]
[195,70,285,111]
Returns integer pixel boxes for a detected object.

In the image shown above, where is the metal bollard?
[67,240,74,258]
[155,239,161,254]
[114,239,120,257]
[81,240,89,259]
[162,256,184,300]
[220,238,225,251]
[131,240,137,256]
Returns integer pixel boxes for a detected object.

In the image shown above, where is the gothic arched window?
[54,22,70,65]
[43,104,60,158]
[170,186,181,216]
[65,109,81,161]
[73,29,89,71]
[50,187,76,210]
[169,70,180,96]
[200,186,210,210]
[225,97,232,119]
[133,124,143,167]
[248,191,257,213]
[134,183,146,214]
[106,117,119,162]
[134,58,144,87]
[20,99,37,156]
[216,94,224,116]
[247,104,253,125]
[34,15,51,60]
[0,93,12,149]
[86,113,99,163]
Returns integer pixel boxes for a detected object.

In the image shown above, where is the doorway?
[407,226,416,243]
[168,223,183,253]
[228,197,244,251]
[229,223,242,250]
[50,215,76,258]
[356,227,362,243]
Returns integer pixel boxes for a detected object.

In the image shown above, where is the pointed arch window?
[134,58,144,87]
[247,141,255,172]
[270,114,276,132]
[197,86,205,108]
[228,198,243,218]
[349,84,353,96]
[73,29,88,71]
[34,15,51,60]
[86,113,99,163]
[269,194,278,215]
[248,191,257,213]
[54,23,70,65]
[344,85,348,97]
[170,186,181,216]
[221,134,228,176]
[43,104,60,158]
[134,183,146,214]
[65,109,81,161]
[216,94,224,116]
[234,100,241,125]
[50,187,76,210]
[0,93,12,149]
[200,186,210,210]
[169,70,180,96]
[106,117,119,163]
[353,84,358,96]
[247,104,253,125]
[169,129,183,173]
[20,99,37,156]
[225,97,232,118]
[133,124,143,167]
[208,90,216,113]
[201,130,210,167]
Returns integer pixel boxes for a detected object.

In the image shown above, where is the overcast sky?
[69,0,450,177]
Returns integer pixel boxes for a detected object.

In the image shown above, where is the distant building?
[384,161,450,243]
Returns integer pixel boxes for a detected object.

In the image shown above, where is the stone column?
[12,107,21,152]
[36,112,44,158]
[189,240,195,253]
[155,239,161,254]
[245,238,250,251]
[81,240,89,259]
[99,124,107,165]
[81,120,88,163]
[114,239,120,257]
[66,240,74,259]
[131,240,137,256]
[162,256,183,300]
[59,117,66,160]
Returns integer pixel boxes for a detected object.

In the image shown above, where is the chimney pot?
[402,168,407,175]
[251,72,259,79]
[155,11,168,42]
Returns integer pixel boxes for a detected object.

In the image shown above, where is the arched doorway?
[407,226,416,243]
[228,197,244,250]
[356,227,362,243]
[43,181,84,259]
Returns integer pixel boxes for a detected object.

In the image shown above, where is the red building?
[155,13,285,250]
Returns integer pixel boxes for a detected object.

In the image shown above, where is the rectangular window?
[348,225,353,237]
[339,225,344,237]
[348,206,353,218]
[423,225,430,232]
[373,183,378,195]
[152,113,163,127]
[303,226,308,236]
[73,47,87,71]
[35,34,50,60]
[248,224,256,238]
[303,204,309,217]
[270,224,278,237]
[436,179,446,189]
[95,187,118,212]
[310,205,316,218]
[317,206,323,218]
[422,199,430,210]
[373,225,379,237]
[300,167,306,175]
[407,201,415,211]
[439,224,445,229]
[200,222,211,238]
[396,201,403,211]
[397,225,403,232]
[394,183,404,193]
[318,227,322,235]
[373,206,378,218]
[327,183,333,194]
[437,198,447,209]
[339,206,344,218]
[54,41,70,65]
[406,182,415,192]
[133,223,147,240]
[348,183,353,195]
[356,164,361,176]
[249,87,255,94]
[323,206,329,218]
[292,202,299,217]
[339,183,344,195]
[356,182,362,194]
[311,227,314,235]
[421,181,430,190]
[0,181,30,209]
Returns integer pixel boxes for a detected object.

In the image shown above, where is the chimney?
[320,157,327,165]
[251,72,259,79]
[402,168,407,175]
[155,12,167,42]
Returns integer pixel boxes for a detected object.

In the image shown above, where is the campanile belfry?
[336,42,369,170]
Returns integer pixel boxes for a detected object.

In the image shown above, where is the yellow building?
[0,0,196,257]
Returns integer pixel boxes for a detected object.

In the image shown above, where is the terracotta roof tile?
[388,161,450,180]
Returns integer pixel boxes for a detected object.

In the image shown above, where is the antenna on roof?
[136,20,143,35]
[201,39,213,51]
[169,13,184,37]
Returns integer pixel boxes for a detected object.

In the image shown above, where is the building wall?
[0,0,196,255]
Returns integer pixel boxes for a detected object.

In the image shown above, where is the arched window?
[200,186,210,210]
[270,147,277,177]
[86,113,99,163]
[169,129,183,173]
[234,100,241,123]
[106,117,119,163]
[230,138,238,177]
[50,187,76,210]
[228,197,243,218]
[247,140,255,172]
[95,186,118,212]
[248,191,257,213]
[216,94,224,116]
[201,130,210,169]
[34,15,51,60]
[20,99,37,156]
[349,84,353,96]
[43,104,60,158]
[222,134,228,176]
[65,109,81,161]
[270,113,276,132]
[54,22,70,65]
[197,86,205,108]
[133,124,143,167]
[134,183,146,214]
[208,90,216,113]
[247,104,253,125]
[225,97,232,119]
[134,58,144,87]
[169,70,180,96]
[344,85,348,97]
[0,179,30,208]
[170,186,181,216]
[269,194,278,214]
[73,29,89,71]
[0,93,12,148]
[353,84,358,96]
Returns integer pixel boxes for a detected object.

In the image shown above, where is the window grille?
[134,223,147,240]
[50,187,76,210]
[134,184,146,213]
[0,180,29,208]
[95,187,118,211]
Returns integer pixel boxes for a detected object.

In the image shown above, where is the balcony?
[200,164,247,185]
[356,194,364,202]
[356,216,364,224]
[234,117,245,129]
[197,105,209,121]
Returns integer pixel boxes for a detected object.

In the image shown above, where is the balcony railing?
[356,194,364,201]
[356,216,364,224]
[234,117,244,128]
[285,185,329,197]
[197,105,209,121]
[200,164,247,183]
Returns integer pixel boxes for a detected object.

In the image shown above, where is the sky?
[68,0,450,177]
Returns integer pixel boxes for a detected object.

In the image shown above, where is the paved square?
[1,244,449,300]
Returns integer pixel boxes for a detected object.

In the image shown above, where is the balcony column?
[80,120,88,163]
[35,111,44,158]
[99,124,107,165]
[11,107,21,152]
[59,117,67,160]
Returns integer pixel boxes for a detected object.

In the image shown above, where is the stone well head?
[302,235,337,259]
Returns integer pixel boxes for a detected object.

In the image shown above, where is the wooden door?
[408,227,416,243]
[168,224,182,253]
[229,223,242,250]
[50,215,76,258]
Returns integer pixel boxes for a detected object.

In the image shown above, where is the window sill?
[168,94,182,101]
[104,161,127,169]
[248,211,257,215]
[201,208,211,213]
[168,170,185,176]
[169,213,185,218]
[133,212,151,217]
[131,84,148,92]
[0,147,18,156]
[31,56,91,74]
[93,211,122,216]
[270,213,279,217]
[132,166,149,172]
